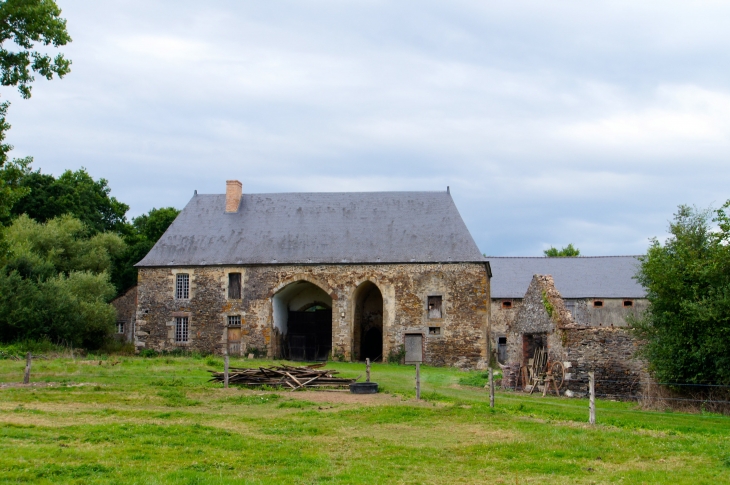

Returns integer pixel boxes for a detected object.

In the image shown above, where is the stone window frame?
[222,268,244,301]
[170,311,192,346]
[427,295,443,320]
[175,316,189,343]
[622,299,634,308]
[501,300,513,310]
[228,272,242,300]
[116,321,125,334]
[171,269,196,301]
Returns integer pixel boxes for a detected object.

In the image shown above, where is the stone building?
[133,181,491,367]
[487,257,649,396]
[110,286,137,343]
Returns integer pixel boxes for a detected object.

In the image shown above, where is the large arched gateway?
[272,281,332,361]
[353,281,384,362]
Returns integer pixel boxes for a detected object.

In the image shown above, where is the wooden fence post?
[366,358,371,383]
[224,354,229,389]
[489,368,495,408]
[589,371,596,425]
[23,352,31,384]
[415,363,421,401]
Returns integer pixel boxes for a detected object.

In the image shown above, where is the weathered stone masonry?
[501,275,647,396]
[135,262,489,368]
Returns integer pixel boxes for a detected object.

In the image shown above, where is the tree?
[632,204,730,384]
[0,214,122,347]
[11,168,129,233]
[0,0,71,233]
[543,244,580,257]
[0,0,71,100]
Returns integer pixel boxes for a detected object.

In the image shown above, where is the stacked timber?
[208,364,357,390]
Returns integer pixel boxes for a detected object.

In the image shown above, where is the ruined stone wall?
[505,275,573,365]
[111,286,137,343]
[499,275,646,396]
[561,327,646,397]
[136,262,489,368]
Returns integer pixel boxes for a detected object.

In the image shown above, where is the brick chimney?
[225,180,242,212]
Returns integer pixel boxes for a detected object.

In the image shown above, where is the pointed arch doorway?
[353,281,384,362]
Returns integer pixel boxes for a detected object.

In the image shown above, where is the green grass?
[1,357,729,484]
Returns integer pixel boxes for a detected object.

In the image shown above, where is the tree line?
[0,1,179,348]
[0,166,179,348]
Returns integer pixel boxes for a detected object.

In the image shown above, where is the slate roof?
[136,191,485,267]
[486,256,646,299]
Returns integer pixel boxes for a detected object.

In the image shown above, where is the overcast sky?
[4,1,730,256]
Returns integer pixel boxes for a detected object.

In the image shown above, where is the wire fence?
[4,354,730,420]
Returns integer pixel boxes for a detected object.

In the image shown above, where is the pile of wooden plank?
[208,363,358,390]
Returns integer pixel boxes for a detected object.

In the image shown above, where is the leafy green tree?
[543,243,580,257]
[11,168,129,233]
[0,214,121,347]
[0,0,71,248]
[0,0,72,100]
[633,204,730,384]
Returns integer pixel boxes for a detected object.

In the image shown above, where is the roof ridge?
[485,255,642,259]
[193,190,450,197]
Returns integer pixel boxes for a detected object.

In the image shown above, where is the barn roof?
[486,256,646,299]
[136,191,485,267]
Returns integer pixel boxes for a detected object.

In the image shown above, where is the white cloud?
[3,0,730,256]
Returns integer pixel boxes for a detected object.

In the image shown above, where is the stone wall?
[500,275,646,396]
[111,286,137,343]
[136,262,489,368]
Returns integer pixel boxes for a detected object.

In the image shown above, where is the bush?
[387,344,406,364]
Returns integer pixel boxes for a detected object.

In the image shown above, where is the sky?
[4,1,730,256]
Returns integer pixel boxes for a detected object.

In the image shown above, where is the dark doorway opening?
[497,336,507,364]
[353,281,384,362]
[522,333,547,366]
[272,281,333,361]
[287,306,332,361]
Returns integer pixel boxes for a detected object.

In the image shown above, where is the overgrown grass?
[1,357,729,484]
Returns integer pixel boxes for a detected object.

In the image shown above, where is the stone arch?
[352,280,384,362]
[272,279,333,361]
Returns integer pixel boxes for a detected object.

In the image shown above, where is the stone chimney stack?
[225,180,242,212]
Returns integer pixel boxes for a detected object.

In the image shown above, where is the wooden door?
[227,327,241,356]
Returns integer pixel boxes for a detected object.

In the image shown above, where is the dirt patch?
[234,389,402,406]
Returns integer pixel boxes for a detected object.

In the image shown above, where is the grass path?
[0,356,728,484]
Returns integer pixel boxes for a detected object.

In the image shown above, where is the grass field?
[1,355,729,484]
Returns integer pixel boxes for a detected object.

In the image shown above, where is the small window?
[175,273,190,299]
[116,321,125,334]
[623,300,633,307]
[227,315,241,327]
[228,273,242,299]
[429,326,441,335]
[175,316,189,343]
[593,300,604,308]
[501,300,512,309]
[428,296,442,319]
